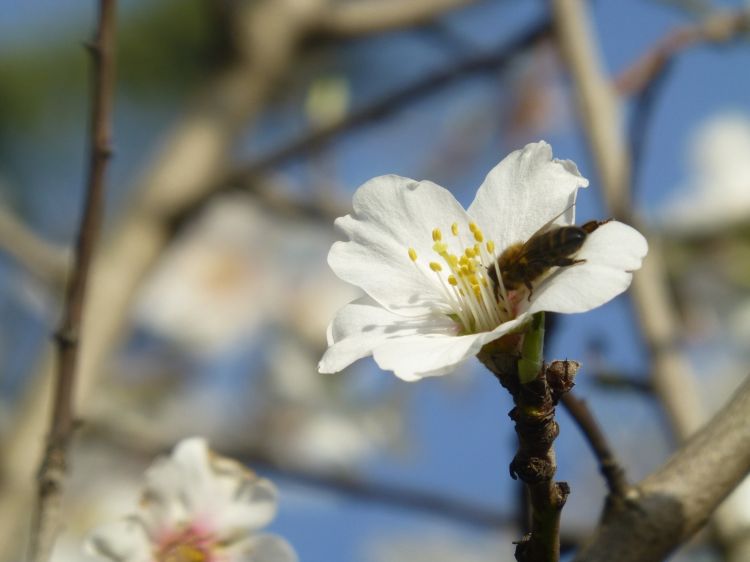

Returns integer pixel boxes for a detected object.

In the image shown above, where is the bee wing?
[519,202,576,251]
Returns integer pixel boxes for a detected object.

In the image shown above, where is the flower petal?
[141,438,279,538]
[528,221,648,314]
[85,518,152,562]
[372,314,531,381]
[225,533,298,562]
[318,296,460,374]
[468,141,589,249]
[328,174,475,316]
[211,465,279,535]
[141,437,213,531]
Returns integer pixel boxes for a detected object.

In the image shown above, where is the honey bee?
[488,215,608,300]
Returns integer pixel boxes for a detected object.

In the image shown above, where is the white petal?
[141,437,213,531]
[528,221,648,314]
[225,534,298,562]
[468,141,589,249]
[328,174,475,316]
[84,518,152,562]
[211,468,279,534]
[318,296,460,374]
[372,314,531,381]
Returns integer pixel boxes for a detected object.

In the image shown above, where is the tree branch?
[479,344,579,562]
[0,2,326,560]
[560,393,629,500]
[0,203,67,290]
[575,375,750,561]
[552,0,750,558]
[614,8,750,96]
[196,18,551,218]
[318,0,478,37]
[28,2,116,561]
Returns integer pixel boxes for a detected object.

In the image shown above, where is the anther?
[448,275,458,286]
[433,241,448,254]
[473,229,484,242]
[432,228,442,242]
[486,241,495,253]
[429,262,443,272]
[469,222,478,232]
[408,248,418,261]
[451,223,459,236]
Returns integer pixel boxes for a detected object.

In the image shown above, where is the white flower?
[86,438,297,562]
[319,141,647,381]
[660,112,750,233]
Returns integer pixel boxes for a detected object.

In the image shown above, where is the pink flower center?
[155,524,219,562]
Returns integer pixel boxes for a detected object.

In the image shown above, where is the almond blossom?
[86,437,296,562]
[319,141,648,381]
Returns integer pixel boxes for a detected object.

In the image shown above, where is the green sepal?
[518,311,545,384]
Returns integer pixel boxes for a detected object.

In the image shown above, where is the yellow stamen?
[486,240,495,254]
[408,247,418,262]
[473,228,484,242]
[469,222,478,232]
[448,275,458,286]
[432,228,442,242]
[432,241,448,254]
[429,262,442,272]
[451,222,459,235]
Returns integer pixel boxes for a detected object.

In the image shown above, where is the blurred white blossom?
[135,193,358,355]
[86,437,296,562]
[660,112,750,233]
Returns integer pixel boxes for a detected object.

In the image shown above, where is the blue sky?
[1,1,749,561]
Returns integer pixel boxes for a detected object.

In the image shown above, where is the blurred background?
[0,0,749,560]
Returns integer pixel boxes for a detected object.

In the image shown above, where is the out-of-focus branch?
[0,2,493,560]
[318,0,477,37]
[28,2,116,561]
[0,204,67,290]
[552,0,703,442]
[0,2,326,561]
[615,8,750,96]
[83,412,510,529]
[202,19,551,214]
[561,393,628,500]
[553,0,750,558]
[575,375,750,561]
[552,0,630,219]
[616,8,750,193]
[589,372,654,395]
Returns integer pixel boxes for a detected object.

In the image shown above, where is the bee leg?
[554,257,587,267]
[525,280,534,301]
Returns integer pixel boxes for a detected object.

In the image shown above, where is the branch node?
[53,329,79,348]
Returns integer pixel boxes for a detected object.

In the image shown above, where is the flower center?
[408,221,512,333]
[156,525,216,562]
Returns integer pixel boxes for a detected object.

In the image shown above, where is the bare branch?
[0,2,328,560]
[552,0,750,558]
[552,0,704,442]
[561,393,629,499]
[318,0,477,37]
[28,1,116,561]
[615,9,750,96]
[0,204,67,289]
[199,18,551,216]
[575,375,750,561]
